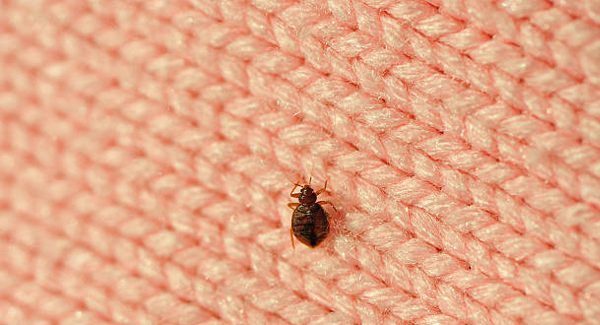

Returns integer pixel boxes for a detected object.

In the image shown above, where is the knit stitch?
[1,0,600,324]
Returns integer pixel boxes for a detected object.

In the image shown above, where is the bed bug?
[287,178,336,248]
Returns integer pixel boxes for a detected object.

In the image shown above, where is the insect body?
[288,179,336,248]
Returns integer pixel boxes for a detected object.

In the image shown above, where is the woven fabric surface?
[2,0,600,324]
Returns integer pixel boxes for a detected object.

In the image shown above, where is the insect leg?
[317,200,337,212]
[289,182,301,197]
[287,203,300,210]
[290,227,295,250]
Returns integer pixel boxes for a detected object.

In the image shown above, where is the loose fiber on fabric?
[1,0,600,324]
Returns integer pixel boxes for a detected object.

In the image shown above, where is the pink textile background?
[2,0,600,324]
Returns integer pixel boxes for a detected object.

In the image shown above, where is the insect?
[288,178,336,248]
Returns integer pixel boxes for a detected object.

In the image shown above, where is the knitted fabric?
[2,0,600,324]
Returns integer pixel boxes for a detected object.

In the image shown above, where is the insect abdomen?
[292,204,329,247]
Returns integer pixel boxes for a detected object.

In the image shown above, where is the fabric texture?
[2,0,600,324]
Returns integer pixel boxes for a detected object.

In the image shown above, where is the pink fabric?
[2,0,600,324]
